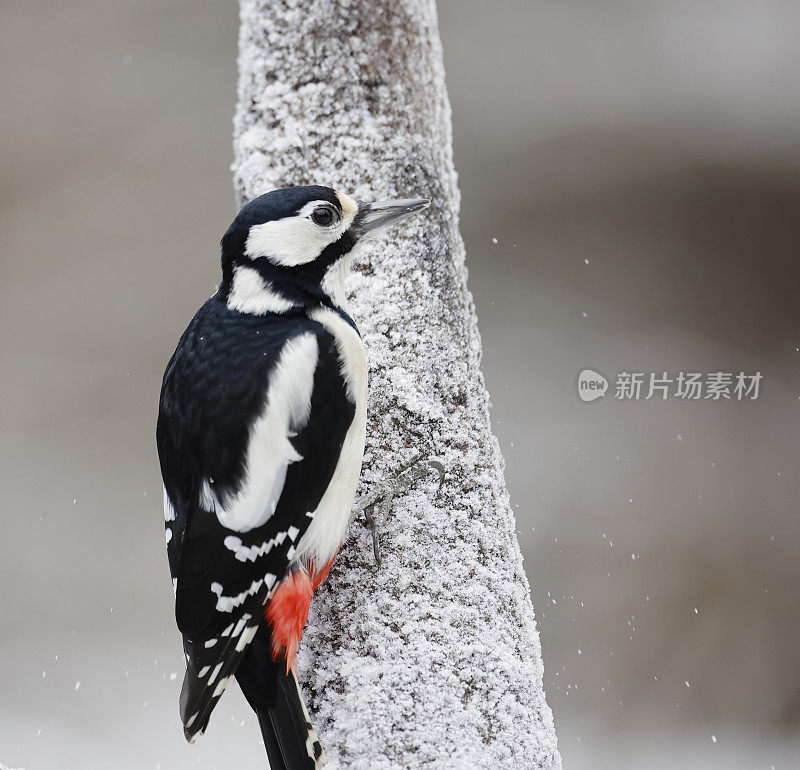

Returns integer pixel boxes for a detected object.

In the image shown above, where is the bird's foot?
[353,454,445,566]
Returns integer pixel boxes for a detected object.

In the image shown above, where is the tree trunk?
[232,1,561,767]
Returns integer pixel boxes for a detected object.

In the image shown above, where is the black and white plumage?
[156,185,429,768]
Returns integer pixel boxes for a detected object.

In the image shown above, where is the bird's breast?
[293,306,368,569]
[309,305,367,406]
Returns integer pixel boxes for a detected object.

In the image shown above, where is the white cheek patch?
[245,200,356,266]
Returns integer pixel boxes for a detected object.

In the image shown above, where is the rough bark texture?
[232,1,561,767]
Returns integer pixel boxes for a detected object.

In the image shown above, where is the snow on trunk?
[232,1,561,767]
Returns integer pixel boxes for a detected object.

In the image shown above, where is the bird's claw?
[362,503,383,566]
[353,454,445,566]
[427,460,445,492]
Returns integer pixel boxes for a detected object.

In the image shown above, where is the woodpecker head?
[220,185,430,313]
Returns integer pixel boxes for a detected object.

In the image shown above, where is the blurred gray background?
[2,1,799,767]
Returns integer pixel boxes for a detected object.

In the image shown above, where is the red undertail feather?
[309,553,337,591]
[265,556,338,673]
[266,569,313,673]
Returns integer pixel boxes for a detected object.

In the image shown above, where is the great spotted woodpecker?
[156,186,430,768]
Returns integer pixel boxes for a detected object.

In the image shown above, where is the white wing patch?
[181,613,262,742]
[164,487,176,549]
[201,333,319,532]
[224,531,288,562]
[199,479,216,511]
[210,574,276,612]
[163,486,176,521]
[236,625,259,651]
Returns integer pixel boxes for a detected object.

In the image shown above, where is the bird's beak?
[356,198,431,235]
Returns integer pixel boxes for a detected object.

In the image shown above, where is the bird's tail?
[254,668,326,770]
[235,626,326,770]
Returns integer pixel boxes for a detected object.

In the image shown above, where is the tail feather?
[236,625,326,769]
[179,613,261,743]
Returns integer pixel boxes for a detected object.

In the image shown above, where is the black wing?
[156,298,355,739]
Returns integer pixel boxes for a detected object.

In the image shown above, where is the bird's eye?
[311,206,337,227]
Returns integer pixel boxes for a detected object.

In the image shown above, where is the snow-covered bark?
[232,1,561,767]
